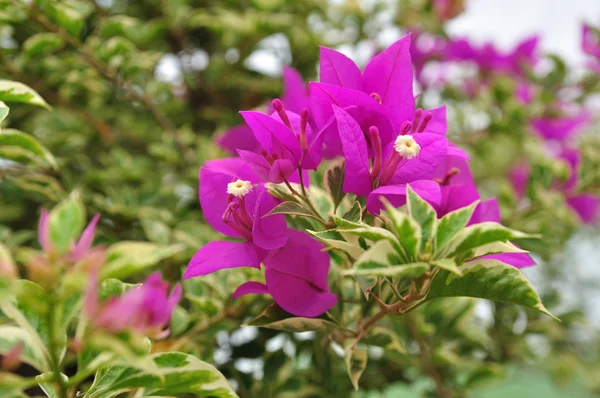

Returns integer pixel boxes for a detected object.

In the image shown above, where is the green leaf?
[406,185,437,251]
[344,346,367,391]
[266,183,298,203]
[431,259,462,276]
[98,278,136,301]
[324,160,346,211]
[0,325,49,371]
[307,229,365,259]
[353,240,401,269]
[363,326,406,355]
[341,226,399,245]
[264,201,318,220]
[383,202,421,261]
[49,194,86,255]
[0,80,50,109]
[427,259,556,319]
[0,100,8,123]
[140,218,172,245]
[101,241,183,279]
[0,243,16,277]
[347,240,401,290]
[470,241,529,258]
[23,33,64,56]
[446,222,534,258]
[85,352,238,398]
[244,304,339,333]
[333,201,362,228]
[0,130,58,169]
[0,282,48,355]
[344,262,430,279]
[36,372,69,398]
[435,201,478,251]
[40,0,94,38]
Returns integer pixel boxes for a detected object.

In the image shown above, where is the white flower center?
[394,135,421,159]
[227,179,253,197]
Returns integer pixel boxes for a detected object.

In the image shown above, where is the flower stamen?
[394,135,421,159]
[227,179,253,197]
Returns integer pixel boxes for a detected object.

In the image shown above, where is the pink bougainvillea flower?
[315,35,419,136]
[445,35,540,77]
[311,35,456,162]
[232,229,337,317]
[530,113,590,142]
[184,163,288,279]
[409,30,448,88]
[331,105,450,214]
[38,210,100,261]
[216,67,309,155]
[238,99,323,183]
[515,81,535,104]
[582,23,600,59]
[557,148,600,224]
[510,148,599,224]
[86,272,181,338]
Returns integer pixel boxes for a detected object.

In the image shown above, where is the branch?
[9,0,187,155]
[406,314,451,398]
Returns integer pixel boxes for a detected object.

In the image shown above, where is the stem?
[406,314,451,398]
[47,302,68,398]
[283,178,329,227]
[8,0,186,155]
[351,291,419,349]
[298,167,308,197]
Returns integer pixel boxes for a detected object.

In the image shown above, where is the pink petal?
[232,281,269,298]
[319,46,363,90]
[199,167,241,238]
[204,157,261,183]
[184,241,260,279]
[240,111,302,163]
[480,252,536,269]
[439,184,480,216]
[282,66,309,112]
[363,35,415,130]
[38,209,52,253]
[215,124,260,155]
[252,185,288,250]
[470,197,501,225]
[389,133,448,185]
[567,194,600,224]
[71,213,100,262]
[366,180,441,215]
[309,82,382,130]
[333,106,373,196]
[434,152,474,185]
[265,268,337,317]
[267,229,331,290]
[425,106,447,136]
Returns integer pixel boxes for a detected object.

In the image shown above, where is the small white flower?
[227,179,253,197]
[393,135,421,159]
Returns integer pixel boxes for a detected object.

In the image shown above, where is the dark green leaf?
[325,160,346,211]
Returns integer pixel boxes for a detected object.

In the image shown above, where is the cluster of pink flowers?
[186,34,535,318]
[409,24,599,224]
[35,211,181,337]
[409,30,540,94]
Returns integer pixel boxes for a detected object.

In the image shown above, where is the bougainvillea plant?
[1,1,599,397]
